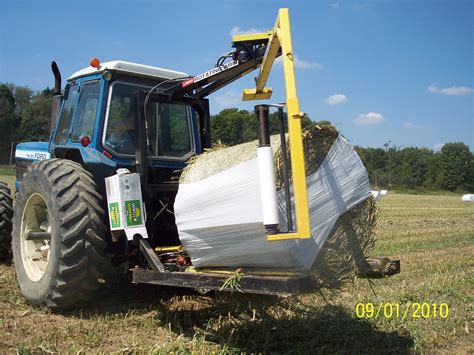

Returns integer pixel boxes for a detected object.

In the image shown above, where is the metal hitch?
[356,257,401,279]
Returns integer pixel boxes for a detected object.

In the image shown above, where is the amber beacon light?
[90,57,101,69]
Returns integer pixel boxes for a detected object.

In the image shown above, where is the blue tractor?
[0,9,400,310]
[9,59,212,309]
[0,27,314,309]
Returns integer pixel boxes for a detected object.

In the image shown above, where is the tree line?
[211,108,473,192]
[0,83,53,163]
[1,83,472,192]
[354,143,473,192]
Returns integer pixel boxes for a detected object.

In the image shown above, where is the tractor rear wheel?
[0,181,14,261]
[12,159,108,310]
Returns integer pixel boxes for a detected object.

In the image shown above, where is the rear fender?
[54,147,117,193]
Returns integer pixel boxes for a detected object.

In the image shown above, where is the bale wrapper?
[174,125,377,286]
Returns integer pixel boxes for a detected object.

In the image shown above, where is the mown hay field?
[0,171,472,353]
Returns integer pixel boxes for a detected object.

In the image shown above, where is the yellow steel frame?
[231,31,272,43]
[232,8,311,241]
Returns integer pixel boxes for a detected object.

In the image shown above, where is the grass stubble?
[0,176,472,352]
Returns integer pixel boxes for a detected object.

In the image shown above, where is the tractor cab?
[48,60,209,185]
[15,59,212,249]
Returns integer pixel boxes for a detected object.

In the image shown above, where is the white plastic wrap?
[461,194,474,202]
[371,190,382,201]
[174,135,371,270]
[257,146,280,226]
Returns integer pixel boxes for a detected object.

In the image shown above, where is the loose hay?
[312,197,378,288]
[179,124,377,288]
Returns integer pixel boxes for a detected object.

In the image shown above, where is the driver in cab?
[105,110,136,155]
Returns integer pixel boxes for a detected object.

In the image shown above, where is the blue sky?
[1,0,472,150]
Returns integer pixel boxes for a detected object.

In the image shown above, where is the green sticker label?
[108,202,121,228]
[125,200,143,226]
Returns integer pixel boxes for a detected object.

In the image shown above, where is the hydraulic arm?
[162,8,311,242]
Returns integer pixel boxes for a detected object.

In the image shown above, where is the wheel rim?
[20,193,51,282]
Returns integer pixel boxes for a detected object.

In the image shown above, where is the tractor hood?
[15,142,51,161]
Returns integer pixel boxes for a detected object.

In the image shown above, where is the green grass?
[390,187,463,196]
[0,173,472,353]
[0,166,15,176]
[0,165,16,189]
[0,172,15,195]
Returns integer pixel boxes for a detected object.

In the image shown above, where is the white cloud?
[353,112,385,125]
[324,94,347,106]
[294,55,323,69]
[229,27,265,36]
[433,143,445,151]
[275,54,323,70]
[427,83,473,96]
[331,1,340,8]
[213,90,241,109]
[403,121,414,128]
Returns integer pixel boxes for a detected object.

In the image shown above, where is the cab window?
[70,81,100,142]
[104,83,143,155]
[54,84,79,145]
[104,82,194,159]
[155,103,192,158]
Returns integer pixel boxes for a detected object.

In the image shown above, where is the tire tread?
[0,182,13,260]
[13,159,107,309]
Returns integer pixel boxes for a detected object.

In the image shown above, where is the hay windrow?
[179,123,377,287]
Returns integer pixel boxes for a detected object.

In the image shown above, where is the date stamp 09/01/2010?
[355,302,449,320]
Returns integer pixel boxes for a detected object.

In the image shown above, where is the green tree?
[267,111,315,134]
[392,148,432,189]
[13,85,33,114]
[437,143,472,191]
[211,108,248,145]
[355,147,389,187]
[466,154,474,192]
[0,84,19,163]
[18,88,53,142]
[211,108,317,146]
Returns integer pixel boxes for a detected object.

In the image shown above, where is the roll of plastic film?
[257,146,280,229]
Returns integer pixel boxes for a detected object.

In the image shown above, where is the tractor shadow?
[71,279,414,353]
[151,293,414,353]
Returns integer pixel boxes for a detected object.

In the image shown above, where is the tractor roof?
[67,60,189,81]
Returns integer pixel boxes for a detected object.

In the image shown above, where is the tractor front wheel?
[12,159,108,310]
[0,181,13,261]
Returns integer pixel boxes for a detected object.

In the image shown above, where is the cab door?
[52,78,101,149]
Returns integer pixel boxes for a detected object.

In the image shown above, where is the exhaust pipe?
[51,61,61,95]
[50,61,62,132]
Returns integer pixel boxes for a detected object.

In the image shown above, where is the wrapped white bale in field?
[174,129,372,271]
[371,190,382,201]
[461,194,474,202]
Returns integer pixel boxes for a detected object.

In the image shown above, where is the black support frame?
[132,269,316,296]
[132,91,211,188]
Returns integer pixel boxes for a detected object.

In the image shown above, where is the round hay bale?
[311,197,378,288]
[179,123,377,288]
[180,124,339,186]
